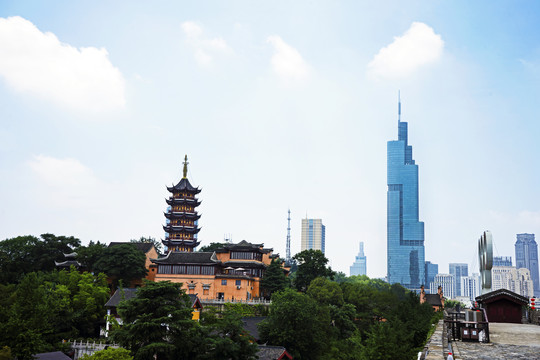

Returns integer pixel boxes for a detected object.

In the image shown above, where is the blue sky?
[1,1,540,278]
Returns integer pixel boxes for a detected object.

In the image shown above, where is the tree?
[198,242,226,252]
[80,347,133,360]
[76,241,107,273]
[110,281,200,360]
[0,234,80,284]
[261,258,289,298]
[293,249,335,292]
[307,277,344,306]
[131,236,162,255]
[258,289,331,359]
[94,244,147,287]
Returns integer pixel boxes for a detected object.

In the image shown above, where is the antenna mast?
[286,209,291,264]
[398,90,401,122]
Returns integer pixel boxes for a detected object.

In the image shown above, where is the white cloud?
[267,35,310,83]
[367,22,444,79]
[28,155,103,208]
[181,21,231,67]
[0,16,125,112]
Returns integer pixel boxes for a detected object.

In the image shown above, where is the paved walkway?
[452,323,540,360]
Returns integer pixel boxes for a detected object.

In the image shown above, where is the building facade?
[493,256,513,267]
[350,242,367,276]
[449,263,468,297]
[387,101,425,290]
[515,233,539,297]
[425,261,438,292]
[301,218,326,254]
[461,273,481,301]
[430,274,456,300]
[491,266,534,298]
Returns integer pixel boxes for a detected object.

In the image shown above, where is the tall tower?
[387,96,425,290]
[515,233,539,297]
[162,155,201,253]
[350,242,367,276]
[301,218,325,254]
[286,209,291,264]
[449,263,468,297]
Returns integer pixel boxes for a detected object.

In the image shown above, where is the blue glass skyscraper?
[387,98,425,290]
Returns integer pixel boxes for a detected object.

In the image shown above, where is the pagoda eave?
[163,225,201,234]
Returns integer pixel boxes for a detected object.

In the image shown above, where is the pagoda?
[163,155,201,253]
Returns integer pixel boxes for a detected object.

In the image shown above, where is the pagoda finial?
[182,155,189,179]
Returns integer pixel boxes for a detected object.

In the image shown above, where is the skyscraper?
[430,274,455,299]
[493,256,512,267]
[350,242,367,276]
[461,273,481,301]
[515,233,539,297]
[301,218,326,254]
[387,97,425,290]
[425,261,438,292]
[449,263,468,297]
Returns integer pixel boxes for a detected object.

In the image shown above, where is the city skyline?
[1,2,540,277]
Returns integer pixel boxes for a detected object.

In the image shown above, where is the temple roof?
[215,240,272,254]
[55,260,81,268]
[222,260,267,268]
[105,288,138,307]
[152,251,219,265]
[167,178,201,194]
[476,288,528,304]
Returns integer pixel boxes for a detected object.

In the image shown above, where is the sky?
[1,1,540,279]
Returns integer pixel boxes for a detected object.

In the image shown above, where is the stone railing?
[66,340,119,359]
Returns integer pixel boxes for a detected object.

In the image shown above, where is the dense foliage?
[0,268,109,360]
[197,242,226,252]
[80,347,133,360]
[93,244,148,287]
[293,249,335,291]
[261,258,289,298]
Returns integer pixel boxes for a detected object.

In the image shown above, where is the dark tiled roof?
[476,288,528,304]
[33,351,72,360]
[241,316,266,341]
[55,260,81,267]
[425,294,442,307]
[167,178,201,193]
[188,294,203,309]
[152,251,219,265]
[109,242,155,253]
[257,345,292,360]
[222,261,267,268]
[105,288,138,307]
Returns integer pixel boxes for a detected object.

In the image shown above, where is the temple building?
[163,155,201,253]
[151,156,283,300]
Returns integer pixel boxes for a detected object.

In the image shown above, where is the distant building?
[515,233,539,297]
[387,98,425,290]
[493,256,513,267]
[449,263,468,297]
[491,266,534,298]
[425,261,438,292]
[461,273,481,301]
[350,242,367,276]
[301,218,326,254]
[430,274,456,299]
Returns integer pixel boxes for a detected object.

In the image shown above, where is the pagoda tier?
[163,225,201,234]
[163,155,202,254]
[166,198,202,206]
[164,212,201,220]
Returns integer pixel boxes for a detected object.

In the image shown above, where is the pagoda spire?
[183,155,189,179]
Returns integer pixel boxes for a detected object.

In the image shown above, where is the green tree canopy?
[293,249,335,292]
[197,242,226,252]
[76,241,107,273]
[110,281,200,360]
[258,288,331,359]
[307,277,344,306]
[80,347,133,360]
[94,244,147,287]
[0,234,80,284]
[261,258,289,298]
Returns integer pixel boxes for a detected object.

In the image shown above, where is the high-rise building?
[491,266,534,298]
[461,273,481,301]
[515,233,539,297]
[387,98,425,290]
[493,256,512,267]
[449,263,468,297]
[301,219,326,254]
[350,242,367,276]
[425,261,438,292]
[430,274,456,299]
